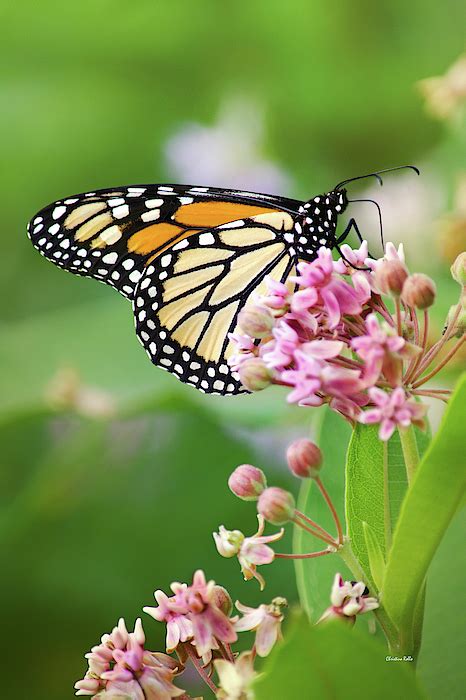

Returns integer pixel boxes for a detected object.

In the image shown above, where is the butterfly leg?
[336,217,363,245]
[337,217,379,264]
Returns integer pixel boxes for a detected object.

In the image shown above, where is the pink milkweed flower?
[358,387,427,441]
[351,313,407,386]
[261,320,301,369]
[214,515,284,590]
[293,248,367,328]
[74,618,184,699]
[144,570,237,658]
[281,350,363,407]
[333,240,370,274]
[227,332,256,372]
[214,651,256,700]
[261,276,291,315]
[318,574,379,624]
[235,597,287,657]
[366,241,406,271]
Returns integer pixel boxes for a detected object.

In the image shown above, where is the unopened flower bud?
[238,305,275,338]
[239,358,274,391]
[447,304,466,337]
[228,464,267,501]
[286,439,322,479]
[257,487,295,525]
[375,259,409,296]
[451,252,466,286]
[212,585,233,616]
[401,273,436,309]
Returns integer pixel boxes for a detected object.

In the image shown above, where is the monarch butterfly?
[27,166,418,396]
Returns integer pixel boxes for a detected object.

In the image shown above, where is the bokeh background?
[1,2,465,698]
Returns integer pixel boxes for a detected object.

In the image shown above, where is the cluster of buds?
[229,242,465,440]
[215,438,343,589]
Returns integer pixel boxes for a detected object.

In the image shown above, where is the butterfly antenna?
[335,164,420,191]
[348,198,384,248]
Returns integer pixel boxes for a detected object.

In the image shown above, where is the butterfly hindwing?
[133,213,296,395]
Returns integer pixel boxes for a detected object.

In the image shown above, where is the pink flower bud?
[451,252,466,286]
[374,259,409,296]
[238,305,275,338]
[447,304,466,338]
[257,487,295,525]
[212,585,233,616]
[239,358,274,391]
[228,465,267,501]
[401,273,436,309]
[286,439,322,479]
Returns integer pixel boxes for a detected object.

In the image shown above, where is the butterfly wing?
[27,184,301,395]
[27,184,300,300]
[133,211,296,395]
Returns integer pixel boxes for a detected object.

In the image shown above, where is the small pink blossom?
[292,248,368,328]
[319,574,379,623]
[261,276,291,314]
[214,515,284,590]
[214,651,256,700]
[74,618,184,699]
[261,320,301,369]
[333,240,370,274]
[366,241,406,271]
[227,332,256,372]
[358,387,427,440]
[144,570,237,658]
[351,313,406,385]
[235,597,287,657]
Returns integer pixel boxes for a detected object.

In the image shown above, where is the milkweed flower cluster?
[75,569,289,699]
[74,618,184,699]
[229,243,465,440]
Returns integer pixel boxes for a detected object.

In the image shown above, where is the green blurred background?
[1,2,465,698]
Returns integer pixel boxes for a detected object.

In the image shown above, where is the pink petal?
[379,419,396,441]
[255,615,280,657]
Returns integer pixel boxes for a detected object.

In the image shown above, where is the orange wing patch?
[128,223,184,254]
[173,201,278,227]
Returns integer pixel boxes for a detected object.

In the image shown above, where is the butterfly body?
[27,183,350,395]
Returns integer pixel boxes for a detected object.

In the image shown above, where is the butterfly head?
[295,188,348,259]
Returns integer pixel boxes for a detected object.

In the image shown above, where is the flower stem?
[398,425,420,485]
[184,644,218,694]
[293,511,336,543]
[411,335,465,388]
[315,477,344,545]
[292,515,336,546]
[395,298,402,336]
[275,548,333,559]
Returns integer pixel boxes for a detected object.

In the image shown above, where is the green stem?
[398,426,420,485]
[383,440,392,552]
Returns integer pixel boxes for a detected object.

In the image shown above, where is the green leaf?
[0,399,298,699]
[362,521,385,592]
[383,374,466,653]
[418,509,465,699]
[293,409,352,620]
[345,423,430,591]
[253,614,426,700]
